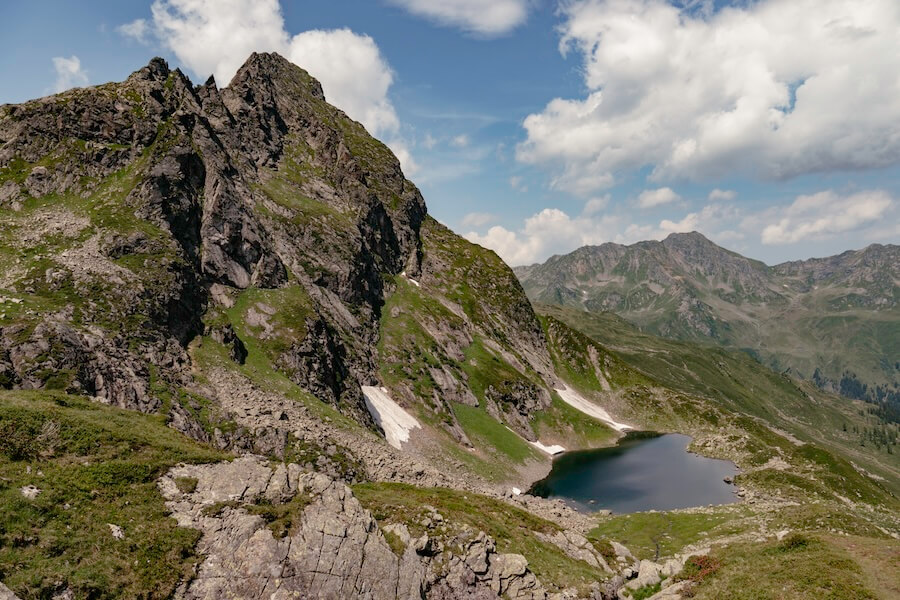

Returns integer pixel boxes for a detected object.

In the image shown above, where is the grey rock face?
[484,379,551,441]
[1,316,162,412]
[0,583,21,600]
[160,457,550,600]
[536,530,612,573]
[646,581,690,600]
[625,560,662,590]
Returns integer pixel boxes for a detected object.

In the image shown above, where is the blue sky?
[2,0,898,266]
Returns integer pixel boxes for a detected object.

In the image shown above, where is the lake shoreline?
[529,432,741,514]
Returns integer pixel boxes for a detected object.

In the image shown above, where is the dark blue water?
[531,433,739,513]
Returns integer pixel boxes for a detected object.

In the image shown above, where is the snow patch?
[530,440,566,455]
[400,271,420,287]
[555,385,631,431]
[362,386,421,450]
[501,425,566,455]
[511,487,522,496]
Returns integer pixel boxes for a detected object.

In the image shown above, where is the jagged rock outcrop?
[159,457,550,600]
[484,380,551,441]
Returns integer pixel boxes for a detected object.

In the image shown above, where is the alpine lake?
[531,433,740,513]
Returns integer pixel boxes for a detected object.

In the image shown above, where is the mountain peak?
[127,56,172,84]
[227,51,324,100]
[663,231,714,245]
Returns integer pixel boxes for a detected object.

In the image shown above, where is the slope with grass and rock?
[0,52,638,599]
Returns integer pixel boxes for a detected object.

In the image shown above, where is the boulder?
[626,560,663,590]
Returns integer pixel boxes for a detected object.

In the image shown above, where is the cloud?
[151,0,287,83]
[117,18,150,43]
[287,29,399,135]
[451,134,470,148]
[709,188,736,202]
[464,188,895,265]
[583,195,610,215]
[509,175,528,192]
[149,0,399,136]
[387,140,420,176]
[518,0,900,189]
[759,190,893,244]
[637,187,680,208]
[385,0,531,36]
[52,56,88,93]
[657,203,737,236]
[461,212,498,228]
[551,165,614,197]
[423,133,438,149]
[146,0,420,174]
[464,201,740,265]
[466,208,615,265]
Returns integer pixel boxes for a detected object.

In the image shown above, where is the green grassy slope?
[538,304,900,495]
[0,391,227,599]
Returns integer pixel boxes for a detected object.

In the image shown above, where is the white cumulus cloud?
[287,29,399,135]
[117,18,150,43]
[518,0,900,193]
[759,190,893,244]
[386,0,531,36]
[637,187,680,208]
[465,208,615,265]
[52,56,88,93]
[465,187,895,265]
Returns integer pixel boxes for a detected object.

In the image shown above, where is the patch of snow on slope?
[530,440,566,455]
[361,386,421,449]
[555,385,631,431]
[400,271,420,287]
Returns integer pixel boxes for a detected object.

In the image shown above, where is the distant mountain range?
[515,232,899,420]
